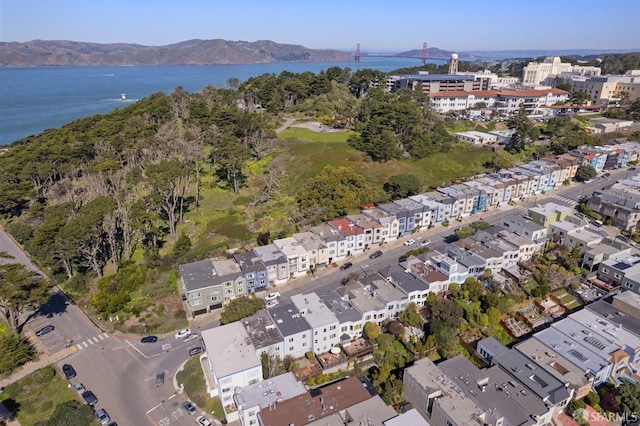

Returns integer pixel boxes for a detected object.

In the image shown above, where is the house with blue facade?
[234,251,268,294]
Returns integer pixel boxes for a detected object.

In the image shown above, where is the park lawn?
[0,365,78,425]
[278,126,352,143]
[176,357,224,421]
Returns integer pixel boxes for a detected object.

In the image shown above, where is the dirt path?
[275,117,296,134]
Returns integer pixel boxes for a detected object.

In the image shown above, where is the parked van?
[591,220,603,227]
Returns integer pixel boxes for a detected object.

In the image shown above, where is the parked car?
[82,390,98,406]
[156,371,165,386]
[265,292,280,302]
[175,329,191,340]
[95,408,111,425]
[182,400,197,415]
[189,346,203,357]
[339,262,353,271]
[62,363,76,379]
[141,335,158,343]
[266,300,279,308]
[398,254,409,263]
[404,239,416,246]
[369,250,382,259]
[35,325,54,336]
[630,167,637,171]
[196,416,213,426]
[73,383,86,395]
[603,173,611,178]
[419,239,431,247]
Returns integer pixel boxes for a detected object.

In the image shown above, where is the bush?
[220,296,265,325]
[305,351,314,360]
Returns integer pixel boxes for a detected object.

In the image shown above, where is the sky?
[1,0,640,52]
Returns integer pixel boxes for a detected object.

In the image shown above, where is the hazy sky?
[2,0,639,52]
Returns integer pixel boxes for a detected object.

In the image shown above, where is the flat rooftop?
[242,309,284,351]
[201,322,260,379]
[587,299,640,337]
[551,317,621,357]
[440,355,548,426]
[179,259,214,292]
[533,327,609,375]
[234,372,306,411]
[291,293,339,329]
[342,396,398,425]
[322,290,363,324]
[268,300,311,338]
[515,338,593,389]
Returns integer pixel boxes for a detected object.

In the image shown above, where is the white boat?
[121,93,127,101]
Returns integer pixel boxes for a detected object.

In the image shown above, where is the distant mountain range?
[1,39,638,66]
[0,39,354,66]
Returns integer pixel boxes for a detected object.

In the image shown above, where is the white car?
[265,291,280,302]
[175,329,191,340]
[196,416,213,426]
[266,299,279,308]
[419,239,431,247]
[404,239,416,246]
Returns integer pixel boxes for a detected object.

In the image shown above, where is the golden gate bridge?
[353,42,448,64]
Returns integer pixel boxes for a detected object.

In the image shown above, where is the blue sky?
[1,0,639,52]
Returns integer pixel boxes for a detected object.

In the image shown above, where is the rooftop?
[242,309,284,351]
[179,259,214,292]
[291,293,339,329]
[587,299,640,337]
[201,322,261,379]
[253,244,287,266]
[321,290,363,324]
[552,317,621,357]
[234,372,306,411]
[383,409,428,426]
[268,300,312,338]
[378,264,430,295]
[533,327,609,374]
[342,396,398,425]
[257,377,374,426]
[514,339,593,388]
[337,281,386,314]
[439,355,549,426]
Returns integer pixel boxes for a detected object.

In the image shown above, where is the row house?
[618,141,640,163]
[425,190,460,221]
[378,264,432,307]
[500,213,548,250]
[322,290,364,342]
[409,193,448,225]
[454,237,505,272]
[527,160,562,190]
[345,213,382,249]
[268,300,313,358]
[587,187,640,231]
[548,153,581,181]
[528,201,573,228]
[484,174,517,203]
[476,337,573,417]
[212,259,247,301]
[570,146,608,173]
[337,281,388,328]
[475,176,508,207]
[394,197,432,229]
[549,219,604,253]
[471,231,521,269]
[243,309,285,361]
[534,327,613,386]
[497,229,540,261]
[425,250,470,284]
[515,338,595,400]
[291,293,340,354]
[404,257,450,294]
[253,244,289,285]
[438,185,474,217]
[233,252,268,294]
[310,223,347,263]
[552,316,628,384]
[361,207,399,243]
[444,245,486,277]
[360,273,409,318]
[460,180,490,212]
[329,217,365,255]
[274,237,310,279]
[597,253,640,288]
[377,202,414,237]
[503,168,538,199]
[292,231,329,267]
[581,238,633,272]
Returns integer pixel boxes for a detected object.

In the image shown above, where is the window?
[289,346,294,351]
[289,338,294,343]
[190,292,201,299]
[190,300,202,307]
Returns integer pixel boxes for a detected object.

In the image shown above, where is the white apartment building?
[454,130,498,145]
[291,293,340,354]
[523,56,600,86]
[428,90,497,112]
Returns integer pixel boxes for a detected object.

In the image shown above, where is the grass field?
[176,357,224,421]
[0,365,78,425]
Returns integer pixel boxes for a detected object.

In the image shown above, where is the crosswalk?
[510,194,576,214]
[74,332,110,350]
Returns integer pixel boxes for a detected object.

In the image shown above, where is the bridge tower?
[421,43,428,66]
[354,43,361,62]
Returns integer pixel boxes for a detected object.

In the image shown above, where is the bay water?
[0,57,425,145]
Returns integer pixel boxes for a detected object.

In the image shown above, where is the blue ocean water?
[0,57,425,145]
